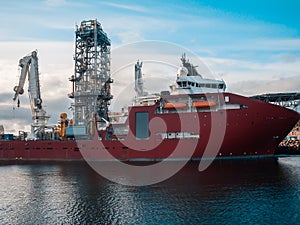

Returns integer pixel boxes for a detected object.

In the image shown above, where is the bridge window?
[218,84,224,89]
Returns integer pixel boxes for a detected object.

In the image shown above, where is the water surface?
[0,157,299,224]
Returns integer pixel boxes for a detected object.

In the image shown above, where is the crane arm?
[13,51,49,139]
[27,51,43,110]
[13,54,31,101]
[13,51,43,109]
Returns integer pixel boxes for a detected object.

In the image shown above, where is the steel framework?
[70,19,113,131]
[251,92,300,109]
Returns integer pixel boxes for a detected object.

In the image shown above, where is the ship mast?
[181,53,202,77]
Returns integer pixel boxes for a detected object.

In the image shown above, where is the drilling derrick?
[70,19,112,136]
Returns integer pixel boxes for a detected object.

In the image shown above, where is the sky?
[0,0,299,133]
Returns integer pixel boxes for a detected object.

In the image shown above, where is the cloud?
[228,75,300,96]
[115,31,144,44]
[1,34,300,133]
[45,0,66,7]
[0,102,32,134]
[101,2,148,13]
[109,41,298,110]
[204,55,300,79]
[203,56,300,96]
[212,38,300,53]
[0,41,74,133]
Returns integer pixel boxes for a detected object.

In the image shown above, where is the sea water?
[0,157,299,224]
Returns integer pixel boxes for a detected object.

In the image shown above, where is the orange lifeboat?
[193,101,216,108]
[164,102,188,109]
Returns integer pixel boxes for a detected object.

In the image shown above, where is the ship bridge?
[251,92,300,110]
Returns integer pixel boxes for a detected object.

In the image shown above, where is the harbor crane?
[13,50,50,139]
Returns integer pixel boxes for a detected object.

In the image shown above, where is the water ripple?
[0,158,299,224]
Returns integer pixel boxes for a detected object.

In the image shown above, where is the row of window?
[177,81,224,89]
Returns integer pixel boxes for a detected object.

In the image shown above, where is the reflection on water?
[0,157,299,224]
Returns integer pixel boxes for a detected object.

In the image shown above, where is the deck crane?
[13,50,49,140]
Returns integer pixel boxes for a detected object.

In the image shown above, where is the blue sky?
[0,0,299,132]
[1,0,300,57]
[1,0,300,62]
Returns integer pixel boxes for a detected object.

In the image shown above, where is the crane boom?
[13,51,49,139]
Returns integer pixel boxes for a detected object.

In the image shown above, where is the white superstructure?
[170,54,226,95]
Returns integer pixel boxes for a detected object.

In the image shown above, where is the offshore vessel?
[0,19,299,161]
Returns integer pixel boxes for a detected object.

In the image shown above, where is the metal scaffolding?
[251,92,300,109]
[70,19,113,132]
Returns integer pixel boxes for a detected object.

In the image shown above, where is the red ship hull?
[1,93,299,161]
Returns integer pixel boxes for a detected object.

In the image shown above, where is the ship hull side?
[0,93,299,161]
